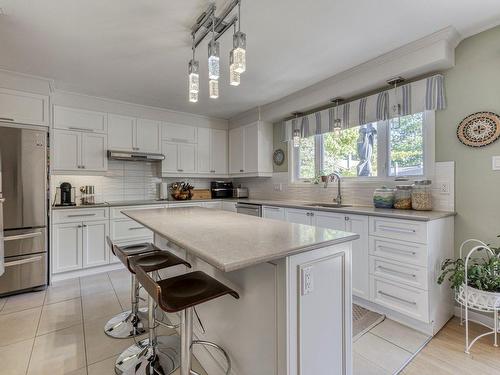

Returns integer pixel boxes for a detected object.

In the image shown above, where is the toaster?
[233,187,249,198]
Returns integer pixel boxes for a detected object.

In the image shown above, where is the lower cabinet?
[262,206,285,221]
[52,219,109,274]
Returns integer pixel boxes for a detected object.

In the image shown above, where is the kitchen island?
[124,206,359,375]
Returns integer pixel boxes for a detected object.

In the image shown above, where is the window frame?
[289,110,435,185]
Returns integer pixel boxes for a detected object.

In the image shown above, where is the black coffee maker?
[56,182,76,206]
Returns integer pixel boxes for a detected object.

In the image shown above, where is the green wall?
[436,25,500,253]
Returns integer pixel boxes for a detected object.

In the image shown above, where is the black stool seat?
[143,270,239,313]
[130,251,191,274]
[121,243,157,256]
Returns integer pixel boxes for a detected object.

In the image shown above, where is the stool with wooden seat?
[125,259,239,375]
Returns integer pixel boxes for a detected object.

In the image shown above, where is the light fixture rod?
[191,3,216,35]
[214,16,238,42]
[192,0,240,48]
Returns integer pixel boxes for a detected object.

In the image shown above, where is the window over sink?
[291,111,433,182]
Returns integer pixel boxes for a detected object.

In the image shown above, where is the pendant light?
[230,2,246,74]
[229,23,241,86]
[292,113,301,148]
[208,13,220,80]
[209,79,219,99]
[188,36,199,102]
[331,98,343,136]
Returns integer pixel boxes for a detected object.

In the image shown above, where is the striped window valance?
[282,74,446,140]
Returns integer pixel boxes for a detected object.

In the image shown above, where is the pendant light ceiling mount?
[187,0,247,102]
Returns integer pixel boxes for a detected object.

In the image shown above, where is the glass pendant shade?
[208,40,220,80]
[229,64,240,86]
[188,59,199,93]
[209,79,219,99]
[232,31,246,73]
[293,129,300,148]
[189,91,198,103]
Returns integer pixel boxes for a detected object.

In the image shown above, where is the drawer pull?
[4,232,42,241]
[377,266,416,278]
[379,246,417,256]
[265,207,281,211]
[378,291,417,305]
[129,227,145,230]
[67,213,96,217]
[0,117,15,122]
[68,127,94,132]
[378,225,416,234]
[5,256,43,267]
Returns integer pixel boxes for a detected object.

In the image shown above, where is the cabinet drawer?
[369,256,427,290]
[370,277,429,322]
[262,206,286,221]
[52,208,108,223]
[369,236,427,266]
[369,217,427,243]
[110,205,166,219]
[111,219,152,241]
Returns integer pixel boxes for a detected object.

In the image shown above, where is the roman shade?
[282,74,446,140]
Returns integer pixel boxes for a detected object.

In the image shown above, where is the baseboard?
[50,263,124,283]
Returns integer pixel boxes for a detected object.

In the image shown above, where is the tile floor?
[0,269,207,375]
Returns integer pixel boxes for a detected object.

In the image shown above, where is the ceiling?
[1,0,500,119]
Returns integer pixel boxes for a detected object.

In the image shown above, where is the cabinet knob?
[345,216,349,221]
[177,169,183,172]
[240,169,244,172]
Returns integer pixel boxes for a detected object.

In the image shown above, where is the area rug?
[353,304,385,342]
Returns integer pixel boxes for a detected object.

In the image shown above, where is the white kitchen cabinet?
[0,88,49,127]
[135,118,161,153]
[221,201,237,212]
[285,208,313,225]
[52,130,107,173]
[82,221,109,268]
[262,206,285,221]
[162,123,197,143]
[161,141,196,175]
[52,222,83,274]
[202,201,223,210]
[53,105,107,133]
[108,114,135,151]
[198,128,228,175]
[229,121,273,177]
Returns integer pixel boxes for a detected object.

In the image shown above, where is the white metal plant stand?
[456,239,500,354]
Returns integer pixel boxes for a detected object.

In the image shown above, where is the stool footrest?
[191,340,232,375]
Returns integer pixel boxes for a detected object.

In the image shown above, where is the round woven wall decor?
[457,111,500,147]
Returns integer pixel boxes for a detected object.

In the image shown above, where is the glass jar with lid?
[373,186,395,208]
[411,180,433,211]
[394,185,412,209]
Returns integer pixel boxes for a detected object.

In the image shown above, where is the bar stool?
[126,259,239,375]
[104,237,159,339]
[106,238,191,375]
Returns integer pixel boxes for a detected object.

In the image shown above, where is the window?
[292,112,431,182]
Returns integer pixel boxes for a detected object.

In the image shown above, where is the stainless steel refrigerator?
[0,124,48,295]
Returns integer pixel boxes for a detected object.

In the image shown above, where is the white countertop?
[123,207,359,272]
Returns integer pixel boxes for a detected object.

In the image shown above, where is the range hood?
[107,150,165,162]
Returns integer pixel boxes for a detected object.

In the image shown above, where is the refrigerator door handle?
[4,255,43,267]
[4,231,43,241]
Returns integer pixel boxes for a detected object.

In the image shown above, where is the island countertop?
[123,207,359,272]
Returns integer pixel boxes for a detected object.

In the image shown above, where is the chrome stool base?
[117,335,181,375]
[104,308,148,339]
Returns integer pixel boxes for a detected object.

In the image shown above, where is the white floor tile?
[1,290,46,314]
[0,307,41,347]
[353,352,390,375]
[37,298,83,336]
[0,338,34,375]
[370,319,430,354]
[45,278,80,305]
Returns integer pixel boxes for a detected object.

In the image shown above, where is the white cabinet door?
[162,141,178,173]
[52,130,81,171]
[108,114,135,151]
[313,211,345,231]
[52,222,82,273]
[262,206,285,221]
[197,127,211,173]
[136,119,160,153]
[222,201,237,212]
[229,126,244,174]
[82,221,109,268]
[211,129,228,174]
[81,133,107,171]
[285,208,312,225]
[203,201,222,210]
[0,88,49,126]
[53,105,107,133]
[244,123,259,173]
[178,143,196,173]
[346,214,370,299]
[162,123,197,143]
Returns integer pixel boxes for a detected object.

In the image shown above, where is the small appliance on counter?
[210,181,234,199]
[158,182,169,200]
[80,185,96,205]
[55,182,76,206]
[233,186,249,198]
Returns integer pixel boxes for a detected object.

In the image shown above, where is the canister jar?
[411,180,432,211]
[373,186,395,208]
[394,185,412,209]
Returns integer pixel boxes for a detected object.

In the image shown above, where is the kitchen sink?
[305,203,353,208]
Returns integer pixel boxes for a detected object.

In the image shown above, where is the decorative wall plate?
[457,111,500,147]
[273,149,285,165]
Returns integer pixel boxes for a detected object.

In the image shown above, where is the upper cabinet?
[162,123,197,143]
[0,88,49,127]
[53,105,107,133]
[229,121,273,177]
[108,114,161,153]
[197,128,228,175]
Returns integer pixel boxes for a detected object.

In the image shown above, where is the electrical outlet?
[301,267,314,296]
[273,183,283,192]
[439,182,450,194]
[492,156,500,171]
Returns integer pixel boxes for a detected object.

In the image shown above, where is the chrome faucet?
[326,172,342,205]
